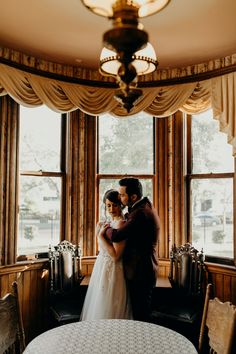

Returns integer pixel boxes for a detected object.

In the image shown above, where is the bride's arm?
[98,224,126,261]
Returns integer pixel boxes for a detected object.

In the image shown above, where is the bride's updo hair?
[103,189,120,205]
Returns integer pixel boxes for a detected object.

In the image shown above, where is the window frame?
[185,114,236,266]
[95,115,157,226]
[17,109,67,260]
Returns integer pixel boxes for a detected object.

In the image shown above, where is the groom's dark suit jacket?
[107,197,160,286]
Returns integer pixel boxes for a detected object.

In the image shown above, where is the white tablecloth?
[23,319,198,354]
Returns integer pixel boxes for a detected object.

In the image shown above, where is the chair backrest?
[199,283,236,354]
[168,243,205,296]
[49,240,83,293]
[0,281,25,354]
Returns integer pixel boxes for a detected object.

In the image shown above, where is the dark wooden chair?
[199,283,236,354]
[151,243,206,347]
[48,240,86,326]
[0,281,25,354]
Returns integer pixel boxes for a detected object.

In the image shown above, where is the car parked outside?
[193,214,222,227]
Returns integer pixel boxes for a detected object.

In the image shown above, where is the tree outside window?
[97,112,154,221]
[189,109,234,261]
[18,105,64,256]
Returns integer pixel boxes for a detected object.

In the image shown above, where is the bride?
[80,189,132,320]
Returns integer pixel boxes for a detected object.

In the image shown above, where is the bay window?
[187,109,235,264]
[18,105,65,257]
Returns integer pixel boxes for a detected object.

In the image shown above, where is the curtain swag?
[0,63,235,155]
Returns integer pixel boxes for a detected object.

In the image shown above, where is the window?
[187,109,235,264]
[18,105,65,256]
[97,112,155,221]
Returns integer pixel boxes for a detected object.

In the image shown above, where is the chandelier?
[81,0,170,112]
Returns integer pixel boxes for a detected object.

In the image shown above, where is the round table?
[23,319,198,354]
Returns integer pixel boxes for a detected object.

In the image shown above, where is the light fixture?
[100,42,158,77]
[81,0,170,112]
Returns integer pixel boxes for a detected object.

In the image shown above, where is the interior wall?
[0,261,49,344]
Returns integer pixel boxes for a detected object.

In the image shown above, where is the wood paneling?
[0,259,235,346]
[156,260,236,304]
[65,111,96,257]
[206,263,236,304]
[0,96,19,265]
[155,118,169,258]
[0,261,49,344]
[81,256,96,276]
[157,259,170,278]
[155,113,186,259]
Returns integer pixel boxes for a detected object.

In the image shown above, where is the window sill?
[205,255,235,267]
[17,252,49,262]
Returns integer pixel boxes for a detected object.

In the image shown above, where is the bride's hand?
[95,221,104,234]
[97,223,110,239]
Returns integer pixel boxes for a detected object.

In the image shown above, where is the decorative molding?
[205,262,236,277]
[0,46,117,88]
[140,54,236,84]
[1,46,236,87]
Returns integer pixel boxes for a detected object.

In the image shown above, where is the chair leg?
[198,284,212,353]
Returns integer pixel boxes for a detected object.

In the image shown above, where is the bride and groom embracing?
[80,177,160,322]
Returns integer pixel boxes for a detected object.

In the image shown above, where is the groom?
[105,177,160,321]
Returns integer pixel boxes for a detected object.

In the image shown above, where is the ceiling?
[1,0,236,72]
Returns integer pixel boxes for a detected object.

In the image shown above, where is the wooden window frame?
[186,114,236,266]
[95,115,157,229]
[17,110,67,260]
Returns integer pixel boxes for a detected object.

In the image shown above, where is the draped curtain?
[0,63,235,155]
[0,61,235,262]
[0,95,19,265]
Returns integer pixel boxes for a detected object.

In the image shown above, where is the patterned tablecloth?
[23,319,198,354]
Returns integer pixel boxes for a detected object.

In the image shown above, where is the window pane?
[98,113,154,174]
[192,110,234,173]
[17,176,61,255]
[99,178,153,221]
[20,106,61,172]
[191,178,233,258]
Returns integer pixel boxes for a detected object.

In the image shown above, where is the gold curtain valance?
[0,62,235,155]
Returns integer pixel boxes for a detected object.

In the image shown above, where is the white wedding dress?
[80,220,132,320]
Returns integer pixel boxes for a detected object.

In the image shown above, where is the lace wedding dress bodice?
[80,218,132,321]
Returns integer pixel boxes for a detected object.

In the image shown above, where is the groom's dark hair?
[119,177,143,199]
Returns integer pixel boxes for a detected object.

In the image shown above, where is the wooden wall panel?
[155,113,186,259]
[224,275,232,301]
[157,259,170,278]
[205,263,236,304]
[65,111,96,257]
[155,118,169,258]
[81,256,96,275]
[0,259,235,346]
[81,258,236,304]
[0,261,49,345]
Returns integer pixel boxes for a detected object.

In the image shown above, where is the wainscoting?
[81,257,236,303]
[0,258,235,345]
[0,261,49,344]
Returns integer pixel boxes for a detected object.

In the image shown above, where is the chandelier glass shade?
[81,0,170,18]
[100,42,158,77]
[81,0,170,112]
